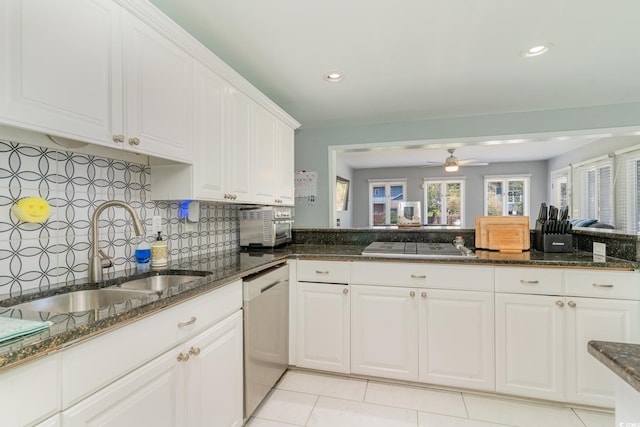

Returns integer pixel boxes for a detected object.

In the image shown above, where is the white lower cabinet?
[296,281,350,373]
[61,311,243,427]
[351,285,419,381]
[419,289,495,390]
[496,292,640,407]
[565,297,639,406]
[495,293,565,401]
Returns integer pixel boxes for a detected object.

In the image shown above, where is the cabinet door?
[185,311,243,427]
[351,285,419,381]
[122,11,192,162]
[252,104,277,203]
[276,120,295,205]
[419,289,495,391]
[35,414,61,427]
[565,297,639,407]
[296,282,350,373]
[495,293,565,401]
[192,62,228,200]
[61,351,180,427]
[226,87,253,202]
[0,0,117,145]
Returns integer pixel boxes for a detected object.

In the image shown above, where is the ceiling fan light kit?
[444,148,460,172]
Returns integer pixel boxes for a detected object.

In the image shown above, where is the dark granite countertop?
[0,244,636,372]
[0,250,287,371]
[589,340,640,393]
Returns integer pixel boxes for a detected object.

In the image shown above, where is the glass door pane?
[445,182,461,225]
[426,183,442,224]
[372,185,386,225]
[389,185,404,224]
[486,181,503,216]
[507,180,524,216]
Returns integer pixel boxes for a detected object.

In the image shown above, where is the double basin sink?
[10,273,206,314]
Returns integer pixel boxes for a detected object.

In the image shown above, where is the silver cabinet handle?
[189,346,201,356]
[112,134,125,143]
[592,283,614,288]
[128,137,141,146]
[556,300,564,307]
[410,291,416,297]
[568,301,576,308]
[178,316,197,327]
[342,288,349,295]
[520,280,539,284]
[177,352,189,362]
[411,274,426,279]
[421,292,427,298]
[316,270,329,274]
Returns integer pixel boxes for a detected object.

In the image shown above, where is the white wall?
[294,102,640,227]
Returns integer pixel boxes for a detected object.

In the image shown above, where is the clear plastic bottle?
[151,231,168,268]
[135,239,151,272]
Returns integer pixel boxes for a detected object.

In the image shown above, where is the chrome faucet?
[88,201,145,282]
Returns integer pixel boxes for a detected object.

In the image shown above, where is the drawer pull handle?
[410,291,416,297]
[421,292,427,298]
[568,301,576,308]
[520,280,539,284]
[178,316,197,327]
[343,288,349,295]
[556,300,564,307]
[592,283,614,288]
[411,274,426,279]
[177,352,190,362]
[189,346,201,356]
[315,270,329,274]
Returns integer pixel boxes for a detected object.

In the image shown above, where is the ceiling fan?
[424,148,489,172]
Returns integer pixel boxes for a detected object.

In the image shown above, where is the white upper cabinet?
[253,104,278,204]
[0,0,193,162]
[226,87,254,203]
[276,120,295,205]
[0,0,117,145]
[119,10,193,162]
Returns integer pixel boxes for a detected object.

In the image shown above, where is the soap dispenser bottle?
[151,231,168,268]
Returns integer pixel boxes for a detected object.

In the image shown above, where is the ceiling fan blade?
[458,158,489,166]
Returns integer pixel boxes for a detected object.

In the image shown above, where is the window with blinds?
[575,160,613,225]
[615,151,640,233]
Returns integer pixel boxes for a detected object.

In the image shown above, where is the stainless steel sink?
[116,274,204,292]
[11,288,153,313]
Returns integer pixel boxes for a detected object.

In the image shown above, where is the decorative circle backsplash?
[0,139,239,296]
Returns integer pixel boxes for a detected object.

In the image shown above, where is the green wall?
[294,102,640,227]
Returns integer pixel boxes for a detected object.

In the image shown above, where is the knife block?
[543,234,573,253]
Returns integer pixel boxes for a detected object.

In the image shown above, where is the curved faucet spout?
[88,201,145,282]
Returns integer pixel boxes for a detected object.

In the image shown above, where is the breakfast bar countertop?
[588,340,640,393]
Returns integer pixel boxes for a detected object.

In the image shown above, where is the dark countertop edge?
[588,340,640,393]
[0,257,287,372]
[1,246,636,371]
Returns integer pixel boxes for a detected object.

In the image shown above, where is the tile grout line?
[303,394,320,427]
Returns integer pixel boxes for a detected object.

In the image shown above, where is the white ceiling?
[148,0,640,168]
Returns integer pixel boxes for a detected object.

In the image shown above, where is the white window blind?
[616,151,640,233]
[575,160,613,225]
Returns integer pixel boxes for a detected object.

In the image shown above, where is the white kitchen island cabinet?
[495,293,566,401]
[419,289,495,391]
[350,285,419,381]
[296,281,351,373]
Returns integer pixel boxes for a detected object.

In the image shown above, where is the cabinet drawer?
[351,261,493,291]
[495,267,563,295]
[62,280,242,408]
[297,260,350,284]
[565,270,640,300]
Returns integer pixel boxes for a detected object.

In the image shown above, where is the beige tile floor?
[246,370,614,427]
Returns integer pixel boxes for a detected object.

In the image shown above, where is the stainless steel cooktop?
[362,242,476,259]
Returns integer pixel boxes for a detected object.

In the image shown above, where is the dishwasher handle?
[243,264,289,302]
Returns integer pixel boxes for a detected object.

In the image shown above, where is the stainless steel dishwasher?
[243,262,289,418]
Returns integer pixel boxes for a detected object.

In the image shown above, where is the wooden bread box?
[475,216,530,253]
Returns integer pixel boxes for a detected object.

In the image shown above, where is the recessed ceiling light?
[521,43,552,58]
[323,72,344,83]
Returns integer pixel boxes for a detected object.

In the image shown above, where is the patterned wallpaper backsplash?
[0,139,239,296]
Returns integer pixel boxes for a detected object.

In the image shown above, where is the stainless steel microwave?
[239,207,293,247]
